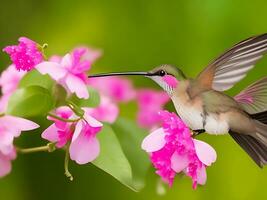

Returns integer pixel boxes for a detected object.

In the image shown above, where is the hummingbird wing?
[234,77,267,114]
[197,33,267,91]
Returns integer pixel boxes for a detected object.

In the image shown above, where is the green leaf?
[68,87,100,108]
[112,117,150,191]
[92,124,135,191]
[52,84,68,107]
[19,70,68,107]
[19,69,55,91]
[6,85,55,117]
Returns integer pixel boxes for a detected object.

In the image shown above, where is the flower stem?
[47,112,80,123]
[66,101,85,117]
[17,143,56,154]
[42,43,48,49]
[64,144,73,181]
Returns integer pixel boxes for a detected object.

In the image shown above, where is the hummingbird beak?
[88,71,153,78]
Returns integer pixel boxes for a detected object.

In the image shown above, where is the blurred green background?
[1,0,267,199]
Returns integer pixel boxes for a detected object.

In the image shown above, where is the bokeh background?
[1,0,267,199]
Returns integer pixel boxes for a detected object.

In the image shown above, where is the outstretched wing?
[234,77,267,114]
[197,33,267,91]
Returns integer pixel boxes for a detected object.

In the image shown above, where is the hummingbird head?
[147,64,186,94]
[88,64,185,95]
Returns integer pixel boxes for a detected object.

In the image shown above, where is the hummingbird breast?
[171,80,205,130]
[171,80,231,134]
[172,97,205,130]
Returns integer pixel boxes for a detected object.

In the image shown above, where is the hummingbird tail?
[250,110,267,125]
[253,120,267,146]
[229,112,267,167]
[230,130,267,168]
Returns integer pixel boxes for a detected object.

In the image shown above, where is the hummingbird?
[89,33,267,167]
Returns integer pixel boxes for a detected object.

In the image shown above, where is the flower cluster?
[0,37,140,179]
[137,89,169,129]
[142,111,217,188]
[3,37,44,71]
[1,36,217,191]
[0,38,115,178]
[42,107,102,164]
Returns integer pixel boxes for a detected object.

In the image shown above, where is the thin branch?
[47,112,80,123]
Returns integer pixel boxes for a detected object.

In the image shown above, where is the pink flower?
[3,37,44,71]
[49,55,62,63]
[0,150,16,177]
[0,115,39,177]
[73,46,102,64]
[0,65,26,112]
[49,47,101,64]
[36,47,100,99]
[88,76,135,124]
[137,89,169,129]
[85,96,119,124]
[42,106,103,164]
[141,111,216,188]
[89,77,136,102]
[0,65,26,95]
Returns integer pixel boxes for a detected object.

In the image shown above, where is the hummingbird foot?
[192,129,205,137]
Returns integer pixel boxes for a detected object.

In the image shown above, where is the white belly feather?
[172,98,229,135]
[204,114,229,135]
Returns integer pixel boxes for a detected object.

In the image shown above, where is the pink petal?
[71,120,83,142]
[0,95,10,113]
[0,65,25,95]
[49,55,62,63]
[65,74,89,99]
[85,96,119,123]
[193,139,217,166]
[89,77,136,102]
[69,132,100,164]
[60,54,72,69]
[197,166,207,185]
[137,89,170,129]
[74,47,102,63]
[171,151,189,173]
[0,116,39,136]
[35,62,67,81]
[5,147,16,160]
[141,128,166,152]
[83,109,103,128]
[0,145,16,160]
[0,131,14,148]
[41,124,59,142]
[0,154,12,177]
[18,37,36,46]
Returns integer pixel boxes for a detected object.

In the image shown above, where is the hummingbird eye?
[159,70,166,76]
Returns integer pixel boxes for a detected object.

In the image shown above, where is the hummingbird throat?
[149,76,178,96]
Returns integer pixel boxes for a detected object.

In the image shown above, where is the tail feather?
[230,112,267,167]
[250,110,267,125]
[254,120,267,145]
[230,131,267,167]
